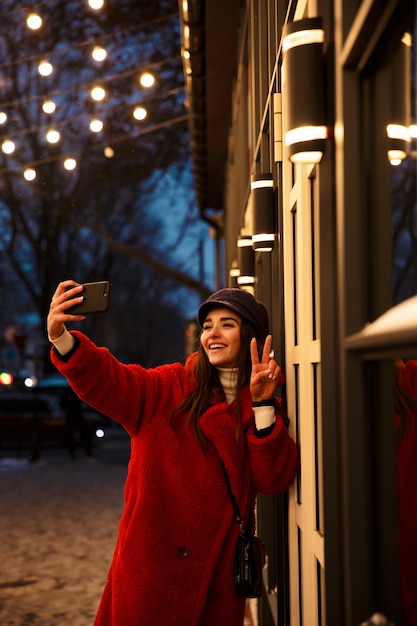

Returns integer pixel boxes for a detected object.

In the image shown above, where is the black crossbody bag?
[222,464,265,598]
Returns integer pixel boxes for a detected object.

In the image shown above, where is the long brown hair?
[174,320,261,447]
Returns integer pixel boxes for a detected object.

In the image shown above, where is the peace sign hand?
[249,335,284,402]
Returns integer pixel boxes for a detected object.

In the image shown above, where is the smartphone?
[67,281,111,314]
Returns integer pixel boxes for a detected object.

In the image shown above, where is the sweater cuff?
[253,405,276,430]
[49,328,76,355]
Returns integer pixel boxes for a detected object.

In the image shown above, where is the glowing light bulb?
[139,72,155,88]
[27,12,42,30]
[2,139,15,154]
[92,45,107,62]
[42,100,56,114]
[90,118,103,132]
[46,129,60,144]
[133,106,147,121]
[91,86,106,101]
[24,168,36,181]
[38,60,53,76]
[64,158,77,170]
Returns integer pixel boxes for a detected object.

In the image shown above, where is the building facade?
[180,0,416,624]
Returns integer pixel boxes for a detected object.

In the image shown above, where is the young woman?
[47,281,298,626]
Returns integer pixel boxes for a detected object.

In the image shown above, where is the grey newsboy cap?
[198,288,269,343]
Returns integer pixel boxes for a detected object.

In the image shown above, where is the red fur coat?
[51,331,298,626]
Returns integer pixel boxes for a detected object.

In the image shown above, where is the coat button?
[176,546,188,559]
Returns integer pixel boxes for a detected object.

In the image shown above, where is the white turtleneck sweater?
[50,330,276,431]
[217,367,276,430]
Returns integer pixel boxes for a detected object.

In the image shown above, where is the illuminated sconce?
[228,266,240,288]
[282,17,327,164]
[251,174,276,252]
[387,33,411,166]
[237,237,255,286]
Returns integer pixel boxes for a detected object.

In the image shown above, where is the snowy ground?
[0,430,129,626]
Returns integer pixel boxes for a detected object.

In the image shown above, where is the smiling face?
[200,306,242,368]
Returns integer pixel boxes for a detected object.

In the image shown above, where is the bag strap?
[221,462,245,535]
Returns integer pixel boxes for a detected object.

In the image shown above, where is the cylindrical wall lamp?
[387,32,411,166]
[228,266,240,288]
[237,237,255,286]
[282,17,327,164]
[251,173,276,252]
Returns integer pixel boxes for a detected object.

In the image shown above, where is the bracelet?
[252,398,276,408]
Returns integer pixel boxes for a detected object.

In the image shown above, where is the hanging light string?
[1,85,185,140]
[0,114,189,176]
[0,11,179,70]
[0,3,185,178]
[0,55,182,110]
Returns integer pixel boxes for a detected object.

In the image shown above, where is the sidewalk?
[0,429,130,626]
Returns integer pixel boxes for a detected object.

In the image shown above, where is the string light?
[2,140,15,154]
[90,85,106,101]
[63,157,77,170]
[24,168,37,181]
[46,129,60,143]
[88,0,104,9]
[1,114,189,179]
[139,72,155,88]
[92,45,107,62]
[90,118,104,132]
[26,12,42,30]
[133,106,147,121]
[42,99,56,114]
[0,6,185,177]
[38,59,53,76]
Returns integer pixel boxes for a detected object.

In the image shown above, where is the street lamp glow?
[0,112,7,124]
[88,0,104,9]
[91,86,106,101]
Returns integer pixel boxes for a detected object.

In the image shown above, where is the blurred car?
[37,372,111,429]
[0,391,103,449]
